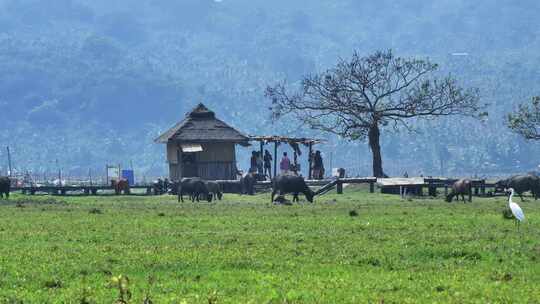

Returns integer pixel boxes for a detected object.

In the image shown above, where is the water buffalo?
[271,175,315,203]
[178,178,212,203]
[0,176,10,199]
[240,173,256,195]
[111,179,130,195]
[205,181,223,201]
[446,179,472,203]
[495,174,540,201]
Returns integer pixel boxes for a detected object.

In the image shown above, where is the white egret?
[506,188,525,228]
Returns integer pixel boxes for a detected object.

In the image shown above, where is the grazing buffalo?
[0,176,10,199]
[178,178,212,203]
[271,175,315,203]
[446,179,472,203]
[495,174,540,201]
[111,179,130,195]
[240,173,256,195]
[205,181,223,201]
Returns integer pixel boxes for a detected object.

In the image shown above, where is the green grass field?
[1,187,539,303]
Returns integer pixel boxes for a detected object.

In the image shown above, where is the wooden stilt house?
[155,104,249,181]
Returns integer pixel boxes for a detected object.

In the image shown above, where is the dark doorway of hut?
[182,153,198,177]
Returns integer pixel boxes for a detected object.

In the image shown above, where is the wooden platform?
[11,177,500,198]
[13,185,154,196]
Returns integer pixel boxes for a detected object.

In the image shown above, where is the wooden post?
[444,185,449,197]
[369,182,375,193]
[88,169,93,186]
[293,151,298,175]
[428,182,437,197]
[273,141,278,178]
[308,142,313,180]
[480,180,486,196]
[6,146,12,177]
[177,148,182,181]
[56,159,61,184]
[337,180,343,194]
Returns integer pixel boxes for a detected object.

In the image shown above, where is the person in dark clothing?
[250,151,257,173]
[292,151,300,175]
[264,150,273,179]
[313,151,324,180]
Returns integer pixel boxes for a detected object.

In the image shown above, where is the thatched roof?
[155,103,249,145]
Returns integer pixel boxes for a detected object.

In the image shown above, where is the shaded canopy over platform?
[248,135,325,179]
[249,136,324,146]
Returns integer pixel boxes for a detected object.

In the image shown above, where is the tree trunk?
[368,123,384,177]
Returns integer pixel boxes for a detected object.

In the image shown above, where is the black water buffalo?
[271,175,315,203]
[240,173,256,195]
[178,178,212,203]
[205,181,223,201]
[495,174,540,201]
[0,177,10,199]
[446,179,472,203]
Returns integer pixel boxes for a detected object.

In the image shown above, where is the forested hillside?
[1,0,539,178]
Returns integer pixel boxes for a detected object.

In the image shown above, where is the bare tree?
[266,50,483,177]
[508,96,540,140]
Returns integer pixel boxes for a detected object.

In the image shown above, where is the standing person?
[157,178,164,194]
[163,178,170,194]
[250,151,257,173]
[280,152,291,175]
[292,151,299,175]
[313,151,324,180]
[256,152,264,176]
[263,150,273,179]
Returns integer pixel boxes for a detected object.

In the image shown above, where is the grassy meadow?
[0,186,539,303]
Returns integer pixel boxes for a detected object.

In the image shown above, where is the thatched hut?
[155,104,249,181]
